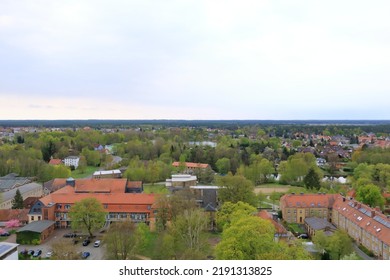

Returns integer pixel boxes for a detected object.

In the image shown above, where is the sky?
[1,0,389,120]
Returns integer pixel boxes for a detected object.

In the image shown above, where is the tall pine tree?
[303,168,321,190]
[12,189,24,209]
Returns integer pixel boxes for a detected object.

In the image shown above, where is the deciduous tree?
[69,197,106,238]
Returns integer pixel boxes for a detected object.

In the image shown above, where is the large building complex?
[29,178,156,230]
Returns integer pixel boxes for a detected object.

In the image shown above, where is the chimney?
[371,210,375,218]
[66,177,76,187]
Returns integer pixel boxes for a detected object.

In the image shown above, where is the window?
[31,216,35,221]
[57,204,62,209]
[65,204,71,210]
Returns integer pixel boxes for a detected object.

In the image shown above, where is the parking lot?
[10,228,106,260]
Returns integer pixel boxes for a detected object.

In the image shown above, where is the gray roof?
[304,217,336,231]
[1,182,42,203]
[17,220,55,233]
[0,176,31,191]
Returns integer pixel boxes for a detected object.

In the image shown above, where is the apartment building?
[332,196,390,260]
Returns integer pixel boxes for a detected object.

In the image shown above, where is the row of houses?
[280,193,390,259]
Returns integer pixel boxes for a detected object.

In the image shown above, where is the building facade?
[63,156,80,169]
[280,193,337,224]
[29,178,156,230]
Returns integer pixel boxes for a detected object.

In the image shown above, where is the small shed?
[16,220,55,245]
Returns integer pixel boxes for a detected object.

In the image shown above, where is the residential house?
[280,193,338,224]
[48,158,63,165]
[332,196,390,259]
[29,178,156,230]
[63,156,80,169]
[258,210,289,240]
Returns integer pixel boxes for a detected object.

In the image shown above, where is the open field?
[254,184,295,195]
[71,166,100,179]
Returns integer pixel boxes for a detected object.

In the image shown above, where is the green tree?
[356,184,385,208]
[216,173,256,206]
[216,201,257,231]
[304,168,321,190]
[215,216,275,260]
[216,157,231,174]
[104,221,139,260]
[69,197,106,238]
[171,208,210,259]
[313,230,353,260]
[12,189,24,209]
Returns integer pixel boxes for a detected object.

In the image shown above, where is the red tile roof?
[40,180,156,212]
[333,196,390,246]
[280,193,339,209]
[258,210,287,235]
[172,162,209,169]
[49,159,63,165]
[70,178,127,193]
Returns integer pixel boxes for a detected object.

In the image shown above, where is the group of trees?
[215,202,311,260]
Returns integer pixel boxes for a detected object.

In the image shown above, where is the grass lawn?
[143,184,169,194]
[71,166,100,179]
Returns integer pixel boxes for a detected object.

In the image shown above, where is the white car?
[46,251,53,258]
[94,240,101,247]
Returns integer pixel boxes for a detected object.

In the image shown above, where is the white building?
[0,242,19,260]
[63,156,80,169]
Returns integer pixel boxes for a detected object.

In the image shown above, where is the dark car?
[0,231,10,236]
[298,233,309,239]
[63,233,77,238]
[27,249,34,256]
[82,239,90,246]
[33,249,42,257]
[81,251,90,259]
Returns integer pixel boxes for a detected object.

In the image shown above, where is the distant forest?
[1,119,390,130]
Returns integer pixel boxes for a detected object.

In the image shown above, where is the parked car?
[81,251,90,259]
[63,233,77,238]
[298,233,309,239]
[94,240,101,247]
[82,239,90,246]
[33,249,42,257]
[46,250,53,258]
[27,249,34,256]
[0,231,10,236]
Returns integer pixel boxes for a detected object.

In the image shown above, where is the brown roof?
[73,178,127,193]
[0,209,29,222]
[258,210,287,235]
[23,197,40,209]
[49,159,63,165]
[333,196,390,246]
[172,162,209,169]
[280,193,339,209]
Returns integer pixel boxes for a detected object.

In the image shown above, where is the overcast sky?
[1,0,389,120]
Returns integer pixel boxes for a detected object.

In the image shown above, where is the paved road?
[353,242,374,260]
